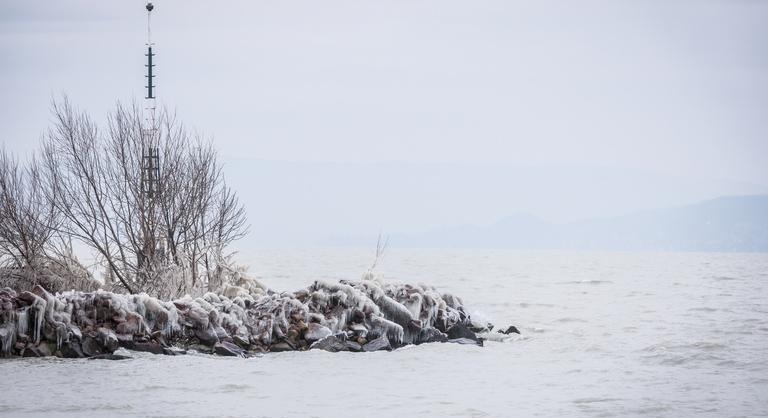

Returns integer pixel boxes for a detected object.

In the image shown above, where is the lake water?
[1,249,767,417]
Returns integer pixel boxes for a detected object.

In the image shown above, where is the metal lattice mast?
[143,2,159,200]
[141,2,162,265]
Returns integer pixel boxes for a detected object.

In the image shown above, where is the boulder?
[194,327,219,346]
[310,334,348,353]
[22,345,45,357]
[446,323,479,342]
[498,325,521,335]
[345,341,362,352]
[82,336,106,357]
[163,347,186,356]
[58,340,85,358]
[304,323,332,343]
[270,341,296,353]
[89,353,132,360]
[416,327,448,344]
[214,341,246,357]
[122,341,166,355]
[349,323,368,338]
[362,335,391,352]
[447,337,483,347]
[69,325,83,342]
[98,328,119,352]
[116,312,142,335]
[233,334,250,349]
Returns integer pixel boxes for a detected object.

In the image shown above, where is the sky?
[1,0,767,247]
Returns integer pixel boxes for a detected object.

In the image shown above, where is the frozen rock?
[214,341,245,357]
[58,340,85,358]
[22,345,45,357]
[304,323,332,343]
[121,341,165,355]
[416,327,448,344]
[446,323,479,343]
[310,334,347,352]
[362,335,391,352]
[498,325,521,335]
[448,337,483,346]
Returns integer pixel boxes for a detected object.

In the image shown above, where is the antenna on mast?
[142,2,159,201]
[145,2,156,100]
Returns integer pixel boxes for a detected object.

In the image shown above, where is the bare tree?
[38,97,249,297]
[0,149,58,269]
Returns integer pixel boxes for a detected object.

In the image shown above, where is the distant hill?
[390,195,768,251]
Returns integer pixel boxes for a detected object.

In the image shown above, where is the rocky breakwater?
[0,276,513,359]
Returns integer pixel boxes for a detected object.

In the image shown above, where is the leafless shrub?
[363,233,390,280]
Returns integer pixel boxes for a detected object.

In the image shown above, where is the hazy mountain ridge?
[390,195,768,251]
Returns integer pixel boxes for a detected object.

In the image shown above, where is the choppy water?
[1,249,767,417]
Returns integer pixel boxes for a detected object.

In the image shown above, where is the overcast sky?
[1,0,766,246]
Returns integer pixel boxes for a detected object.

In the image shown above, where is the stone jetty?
[0,276,495,358]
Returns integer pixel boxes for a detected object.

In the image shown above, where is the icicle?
[16,307,29,337]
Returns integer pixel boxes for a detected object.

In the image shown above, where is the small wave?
[711,276,739,281]
[643,341,728,352]
[449,408,490,417]
[0,405,21,413]
[688,307,718,312]
[573,397,623,404]
[215,383,253,392]
[633,405,672,414]
[518,302,555,308]
[555,317,587,323]
[557,280,614,285]
[641,340,732,366]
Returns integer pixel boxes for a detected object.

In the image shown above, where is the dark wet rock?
[362,335,391,352]
[214,341,246,357]
[89,353,132,360]
[416,327,448,344]
[448,337,483,347]
[233,334,250,349]
[98,328,119,352]
[162,347,186,356]
[22,345,45,357]
[195,327,219,346]
[82,336,107,357]
[269,341,296,353]
[498,325,521,335]
[446,323,479,342]
[310,334,348,352]
[468,322,494,333]
[59,340,85,358]
[345,341,362,352]
[121,340,165,355]
[35,343,53,357]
